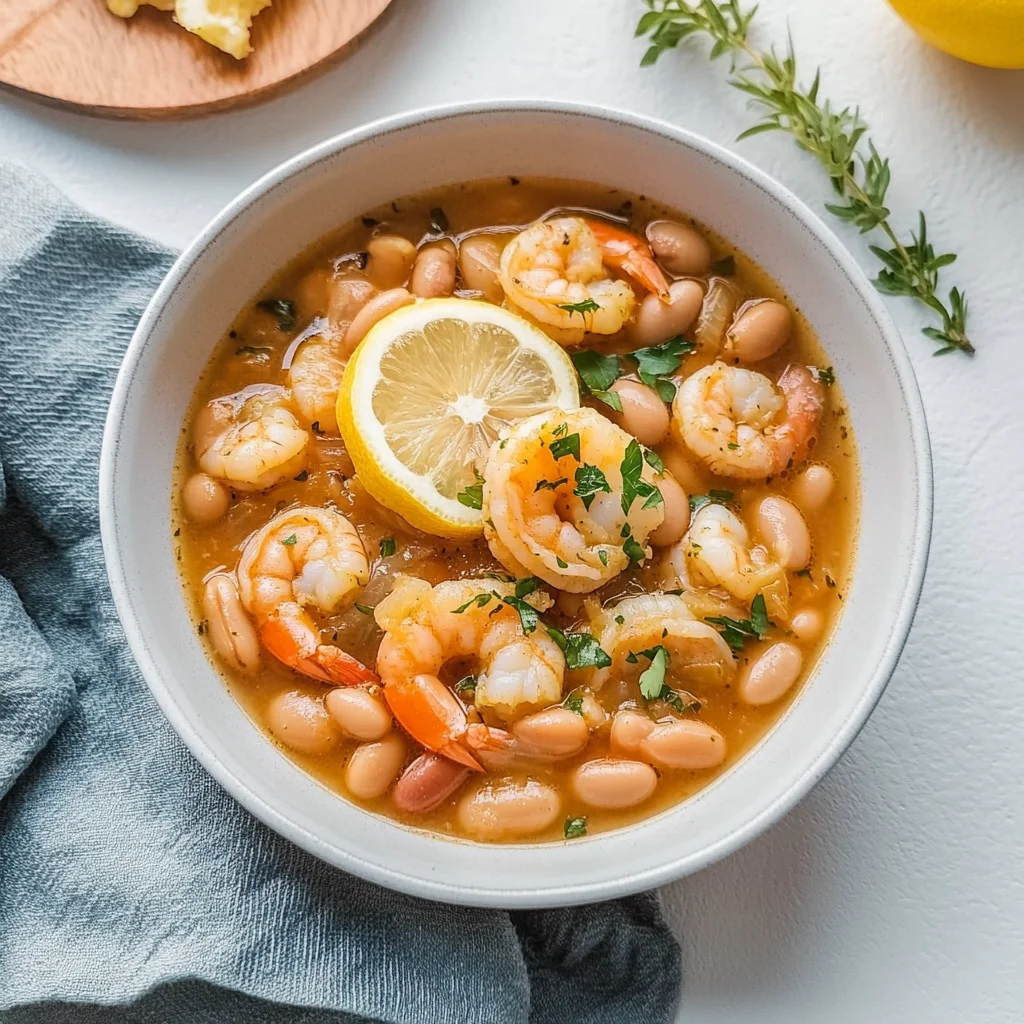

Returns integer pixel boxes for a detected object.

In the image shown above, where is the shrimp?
[481,408,665,593]
[498,216,668,337]
[288,334,346,434]
[374,577,564,769]
[675,362,825,479]
[678,503,788,617]
[236,506,374,684]
[194,384,310,492]
[587,593,735,691]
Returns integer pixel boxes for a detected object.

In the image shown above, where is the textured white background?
[3,0,1023,1019]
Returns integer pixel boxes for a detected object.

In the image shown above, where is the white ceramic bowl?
[100,101,931,908]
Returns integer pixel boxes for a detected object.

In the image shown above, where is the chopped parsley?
[627,336,695,401]
[563,693,584,715]
[637,645,669,699]
[547,627,612,670]
[557,298,601,319]
[573,463,611,510]
[457,473,484,510]
[282,534,297,546]
[814,365,836,386]
[564,816,588,839]
[453,593,492,614]
[256,298,296,331]
[354,602,374,615]
[706,593,774,652]
[379,537,397,558]
[571,349,623,411]
[795,568,813,579]
[556,556,568,568]
[455,675,478,698]
[689,489,735,514]
[598,549,609,566]
[642,447,664,474]
[549,432,581,462]
[619,439,662,514]
[535,477,568,492]
[709,254,736,276]
[429,207,449,234]
[293,469,309,482]
[551,421,569,437]
[622,532,647,564]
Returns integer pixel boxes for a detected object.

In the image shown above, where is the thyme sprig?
[637,0,974,355]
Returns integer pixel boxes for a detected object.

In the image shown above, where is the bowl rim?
[99,99,933,906]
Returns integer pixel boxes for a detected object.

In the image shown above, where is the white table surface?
[3,0,1022,1019]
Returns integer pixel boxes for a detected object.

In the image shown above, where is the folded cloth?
[0,165,681,1024]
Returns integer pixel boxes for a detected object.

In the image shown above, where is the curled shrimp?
[374,577,563,769]
[675,362,825,479]
[677,503,788,617]
[481,408,665,593]
[498,216,668,337]
[237,506,375,684]
[587,593,735,691]
[194,384,309,491]
[288,334,346,435]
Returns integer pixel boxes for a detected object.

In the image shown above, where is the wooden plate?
[0,0,393,119]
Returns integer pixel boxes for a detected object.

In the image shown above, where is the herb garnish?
[619,439,663,514]
[563,693,585,715]
[455,675,478,698]
[622,531,647,564]
[429,207,450,234]
[813,365,836,386]
[628,336,695,402]
[457,473,484,510]
[636,0,974,356]
[564,816,588,839]
[558,297,601,319]
[706,593,773,652]
[453,593,493,614]
[354,602,375,615]
[547,627,613,670]
[689,489,735,513]
[573,463,612,511]
[549,432,581,462]
[379,537,397,558]
[256,298,296,332]
[535,477,568,492]
[571,349,624,411]
[282,534,297,546]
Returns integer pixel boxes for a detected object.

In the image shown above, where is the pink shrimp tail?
[585,218,671,300]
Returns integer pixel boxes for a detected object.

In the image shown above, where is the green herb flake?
[556,556,568,568]
[638,646,669,700]
[814,365,836,386]
[550,432,582,462]
[514,577,541,600]
[282,534,297,546]
[457,473,484,510]
[574,463,611,511]
[795,568,813,579]
[293,469,309,482]
[453,593,492,614]
[643,447,665,474]
[690,489,735,514]
[535,477,568,492]
[749,593,771,636]
[455,675,478,698]
[710,254,736,276]
[429,207,449,234]
[619,439,661,514]
[564,816,588,839]
[256,298,296,331]
[622,533,647,564]
[614,615,625,625]
[598,549,609,567]
[563,692,585,715]
[727,441,740,450]
[354,602,374,615]
[557,298,601,319]
[706,593,775,652]
[547,626,612,671]
[551,421,569,437]
[504,594,539,634]
[379,537,397,558]
[571,349,621,392]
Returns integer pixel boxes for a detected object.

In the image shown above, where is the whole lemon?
[888,0,1024,68]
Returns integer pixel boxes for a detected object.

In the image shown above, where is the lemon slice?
[338,298,580,537]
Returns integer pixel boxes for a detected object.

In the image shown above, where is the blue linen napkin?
[0,165,681,1024]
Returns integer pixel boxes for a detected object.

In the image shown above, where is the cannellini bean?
[656,446,709,495]
[411,239,457,298]
[458,235,505,304]
[182,472,230,524]
[790,608,824,642]
[646,220,712,277]
[648,473,689,547]
[512,707,589,757]
[609,710,657,756]
[344,288,414,348]
[638,719,726,770]
[725,299,792,362]
[457,778,561,839]
[607,379,670,446]
[755,495,811,571]
[266,691,341,755]
[630,278,704,347]
[324,686,392,741]
[572,759,658,809]
[366,235,416,289]
[345,733,406,799]
[791,464,835,515]
[202,574,259,673]
[741,642,803,705]
[328,276,376,329]
[393,752,470,812]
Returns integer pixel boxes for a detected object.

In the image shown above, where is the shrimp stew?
[175,178,857,843]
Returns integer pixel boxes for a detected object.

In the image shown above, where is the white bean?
[607,379,670,446]
[457,779,561,839]
[646,220,712,276]
[328,276,376,330]
[755,495,811,571]
[266,691,341,755]
[201,574,259,672]
[324,687,392,741]
[725,299,792,362]
[458,235,505,304]
[631,278,704,347]
[648,473,689,547]
[790,608,824,642]
[512,707,589,757]
[791,464,835,515]
[182,472,230,524]
[741,642,803,705]
[410,240,457,298]
[638,719,726,770]
[609,710,656,757]
[345,733,406,799]
[572,759,658,809]
[344,288,413,349]
[366,235,416,290]
[393,753,469,813]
